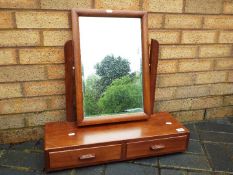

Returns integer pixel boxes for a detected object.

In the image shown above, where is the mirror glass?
[79,17,143,118]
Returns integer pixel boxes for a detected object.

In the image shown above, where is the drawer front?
[49,144,121,169]
[127,135,187,158]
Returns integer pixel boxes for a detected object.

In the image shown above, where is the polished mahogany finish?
[126,135,187,158]
[45,9,190,172]
[45,112,189,171]
[49,144,121,169]
[149,39,159,114]
[71,9,150,126]
[64,40,76,122]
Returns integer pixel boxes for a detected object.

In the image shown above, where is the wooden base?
[44,112,189,172]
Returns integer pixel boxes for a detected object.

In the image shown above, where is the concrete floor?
[0,117,233,175]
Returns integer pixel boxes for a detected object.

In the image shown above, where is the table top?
[45,112,189,151]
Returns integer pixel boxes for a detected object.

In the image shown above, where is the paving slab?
[160,168,187,175]
[75,165,104,175]
[35,139,44,150]
[0,144,10,150]
[199,131,233,143]
[132,157,158,166]
[10,141,37,150]
[159,153,211,171]
[0,166,41,175]
[214,172,233,175]
[204,143,233,173]
[186,140,204,154]
[0,150,44,171]
[188,171,212,175]
[212,118,232,125]
[227,117,233,124]
[195,122,233,133]
[45,169,74,175]
[105,162,158,175]
[185,124,199,140]
[10,139,44,151]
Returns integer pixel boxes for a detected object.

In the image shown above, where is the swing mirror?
[71,9,151,126]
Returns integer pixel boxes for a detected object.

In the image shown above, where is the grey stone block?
[0,166,41,175]
[213,118,232,125]
[204,143,233,173]
[195,122,233,133]
[0,144,10,150]
[199,131,233,143]
[185,124,199,140]
[227,117,233,124]
[159,153,211,171]
[132,157,158,166]
[0,150,44,171]
[10,140,43,151]
[186,140,204,154]
[105,162,158,175]
[188,171,211,175]
[75,165,104,175]
[160,168,187,175]
[35,139,44,150]
[10,141,37,150]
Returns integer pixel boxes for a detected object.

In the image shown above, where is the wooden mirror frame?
[71,9,151,126]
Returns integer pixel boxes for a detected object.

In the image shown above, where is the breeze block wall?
[0,0,232,143]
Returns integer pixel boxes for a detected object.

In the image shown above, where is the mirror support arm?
[149,39,159,114]
[65,40,77,122]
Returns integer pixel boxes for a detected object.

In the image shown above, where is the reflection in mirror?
[79,17,143,118]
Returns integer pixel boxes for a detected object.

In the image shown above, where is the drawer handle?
[79,154,96,160]
[150,145,165,151]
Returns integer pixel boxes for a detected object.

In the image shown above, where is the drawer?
[49,144,121,169]
[126,135,187,158]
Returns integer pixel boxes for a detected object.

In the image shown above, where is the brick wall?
[0,0,232,144]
